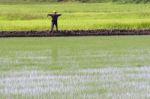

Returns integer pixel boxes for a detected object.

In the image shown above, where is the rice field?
[0,3,150,30]
[0,36,150,98]
[0,67,150,99]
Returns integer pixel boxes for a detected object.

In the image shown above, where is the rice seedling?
[0,36,150,98]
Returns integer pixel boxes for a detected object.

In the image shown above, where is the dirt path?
[0,29,150,37]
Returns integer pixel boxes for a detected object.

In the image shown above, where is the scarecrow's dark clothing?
[48,14,61,32]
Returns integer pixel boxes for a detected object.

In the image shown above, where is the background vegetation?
[0,0,150,3]
[0,3,150,31]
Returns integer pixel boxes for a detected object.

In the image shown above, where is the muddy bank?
[0,29,150,37]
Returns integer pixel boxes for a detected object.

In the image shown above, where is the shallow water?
[0,66,149,98]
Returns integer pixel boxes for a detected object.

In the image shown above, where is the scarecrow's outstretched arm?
[47,14,53,16]
[57,14,61,16]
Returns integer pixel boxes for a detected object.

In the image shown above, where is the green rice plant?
[0,3,150,30]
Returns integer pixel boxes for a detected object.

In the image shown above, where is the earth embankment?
[0,29,150,37]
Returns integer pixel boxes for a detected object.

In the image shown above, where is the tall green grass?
[0,3,150,30]
[0,0,149,3]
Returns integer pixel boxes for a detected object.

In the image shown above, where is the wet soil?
[0,29,150,37]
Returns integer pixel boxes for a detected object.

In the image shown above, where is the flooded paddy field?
[0,67,150,99]
[0,36,150,98]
